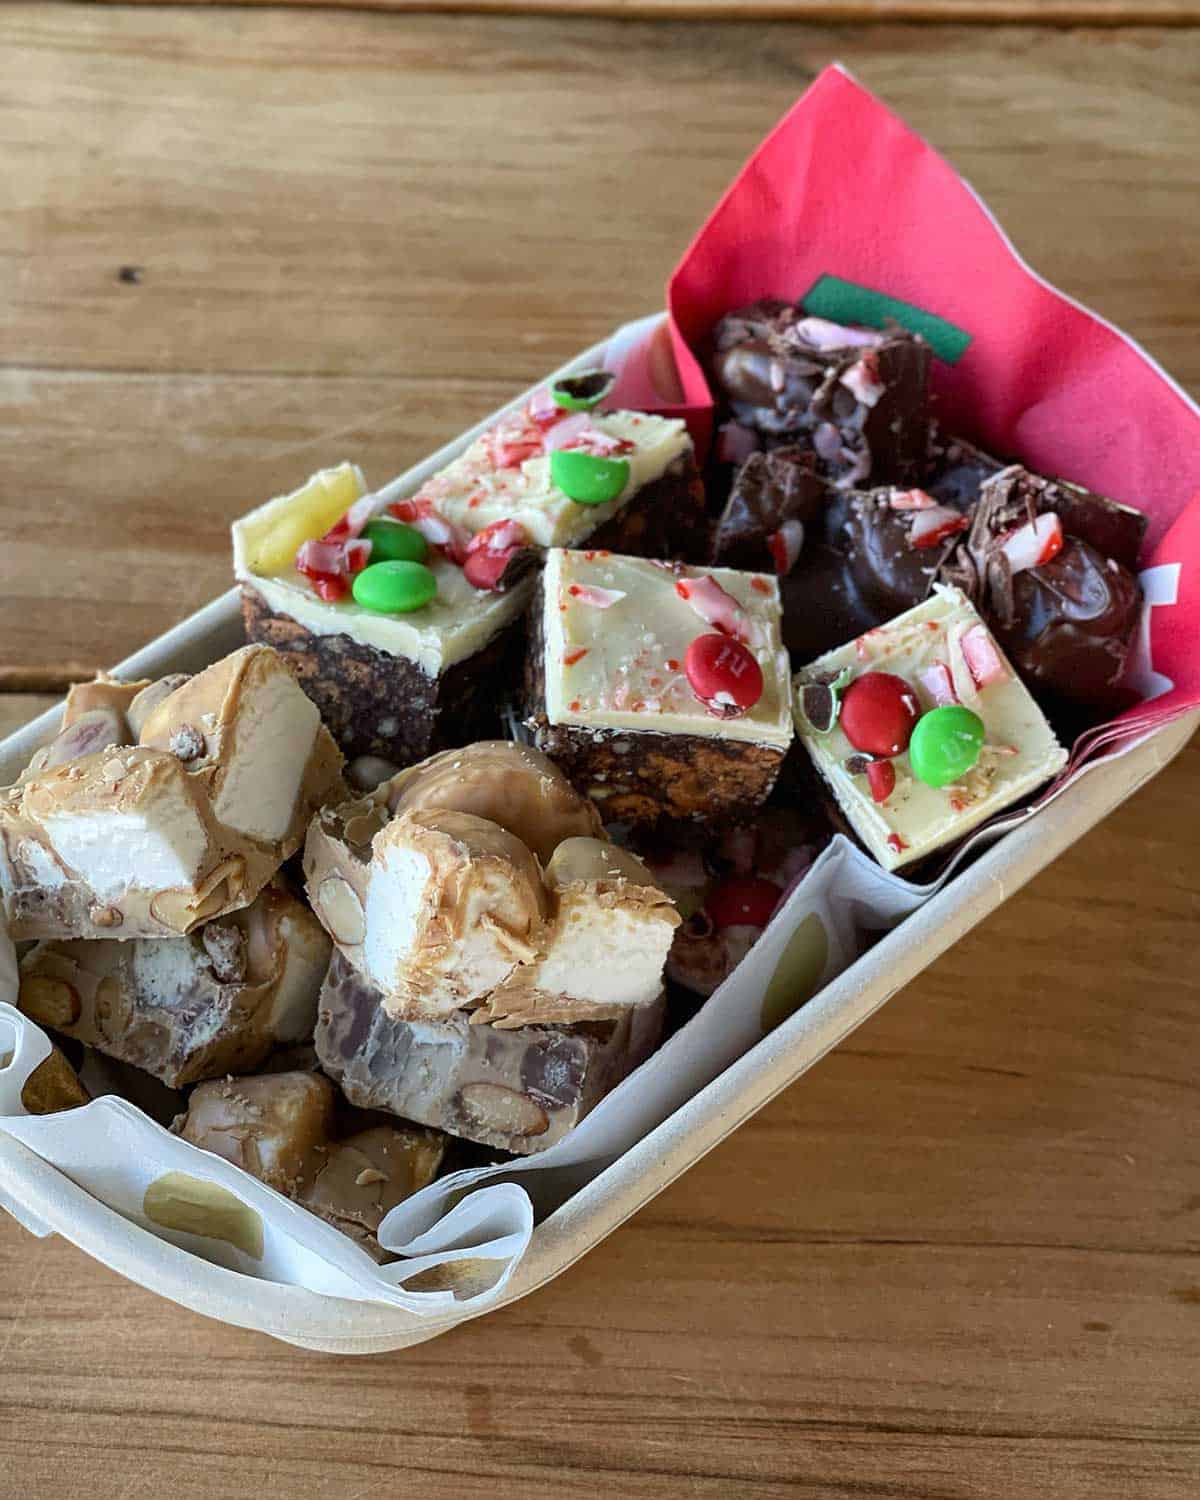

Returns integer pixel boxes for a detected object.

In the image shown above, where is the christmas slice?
[234,464,535,770]
[525,549,794,824]
[402,370,708,564]
[792,584,1068,872]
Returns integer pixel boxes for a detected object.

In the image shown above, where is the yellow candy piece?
[249,463,366,575]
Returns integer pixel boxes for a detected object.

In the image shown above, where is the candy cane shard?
[0,645,344,940]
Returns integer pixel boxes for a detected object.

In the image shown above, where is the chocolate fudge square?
[526,549,794,825]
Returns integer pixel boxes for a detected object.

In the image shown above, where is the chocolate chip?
[117,265,143,284]
[799,682,839,733]
[843,754,875,776]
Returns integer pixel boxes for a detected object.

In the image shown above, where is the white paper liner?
[0,721,1166,1317]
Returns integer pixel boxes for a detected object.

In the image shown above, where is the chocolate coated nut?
[456,1082,549,1138]
[19,974,82,1029]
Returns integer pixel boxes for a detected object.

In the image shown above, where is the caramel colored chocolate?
[18,879,331,1088]
[315,951,664,1155]
[304,742,677,1026]
[174,1070,446,1257]
[0,645,344,941]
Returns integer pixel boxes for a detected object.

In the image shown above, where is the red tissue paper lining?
[657,65,1200,730]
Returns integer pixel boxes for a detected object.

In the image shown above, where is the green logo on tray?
[802,275,972,364]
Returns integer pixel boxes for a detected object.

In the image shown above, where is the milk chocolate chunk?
[18,880,331,1088]
[0,645,344,941]
[709,302,932,489]
[923,434,1004,511]
[315,951,665,1155]
[943,466,1144,707]
[174,1069,446,1256]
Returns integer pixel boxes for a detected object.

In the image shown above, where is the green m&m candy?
[362,518,428,564]
[550,370,615,411]
[550,449,630,506]
[908,705,985,788]
[352,559,437,614]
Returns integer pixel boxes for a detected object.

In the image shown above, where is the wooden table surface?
[2,7,1198,1497]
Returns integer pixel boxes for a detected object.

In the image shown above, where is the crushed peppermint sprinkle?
[750,576,771,593]
[566,583,626,608]
[674,573,749,641]
[569,700,582,712]
[666,658,680,671]
[886,833,909,854]
[563,648,589,667]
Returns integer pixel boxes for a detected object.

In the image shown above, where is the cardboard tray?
[2,336,1194,1353]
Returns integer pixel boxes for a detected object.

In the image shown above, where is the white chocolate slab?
[540,550,793,749]
[413,409,691,548]
[793,585,1069,871]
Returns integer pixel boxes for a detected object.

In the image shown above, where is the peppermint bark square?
[793,585,1068,872]
[526,550,794,825]
[233,464,533,769]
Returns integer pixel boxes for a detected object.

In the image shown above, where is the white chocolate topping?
[412,409,692,548]
[540,549,793,749]
[232,467,532,676]
[793,585,1069,872]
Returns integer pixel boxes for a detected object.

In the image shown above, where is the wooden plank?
[2,739,1198,1499]
[0,372,519,686]
[2,10,1198,680]
[106,1,1200,26]
[0,696,58,741]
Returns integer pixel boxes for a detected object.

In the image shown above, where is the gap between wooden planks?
[110,1,1200,27]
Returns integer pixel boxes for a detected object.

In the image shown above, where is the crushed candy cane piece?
[888,488,937,511]
[674,574,749,641]
[567,583,626,609]
[959,624,1010,688]
[909,504,970,550]
[918,661,958,706]
[838,354,885,408]
[999,512,1064,573]
[791,316,886,352]
[767,519,805,576]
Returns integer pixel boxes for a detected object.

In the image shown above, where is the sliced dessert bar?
[17,879,330,1088]
[315,951,664,1156]
[525,549,793,824]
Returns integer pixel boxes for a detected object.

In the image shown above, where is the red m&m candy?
[706,876,782,931]
[684,633,764,717]
[839,671,920,757]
